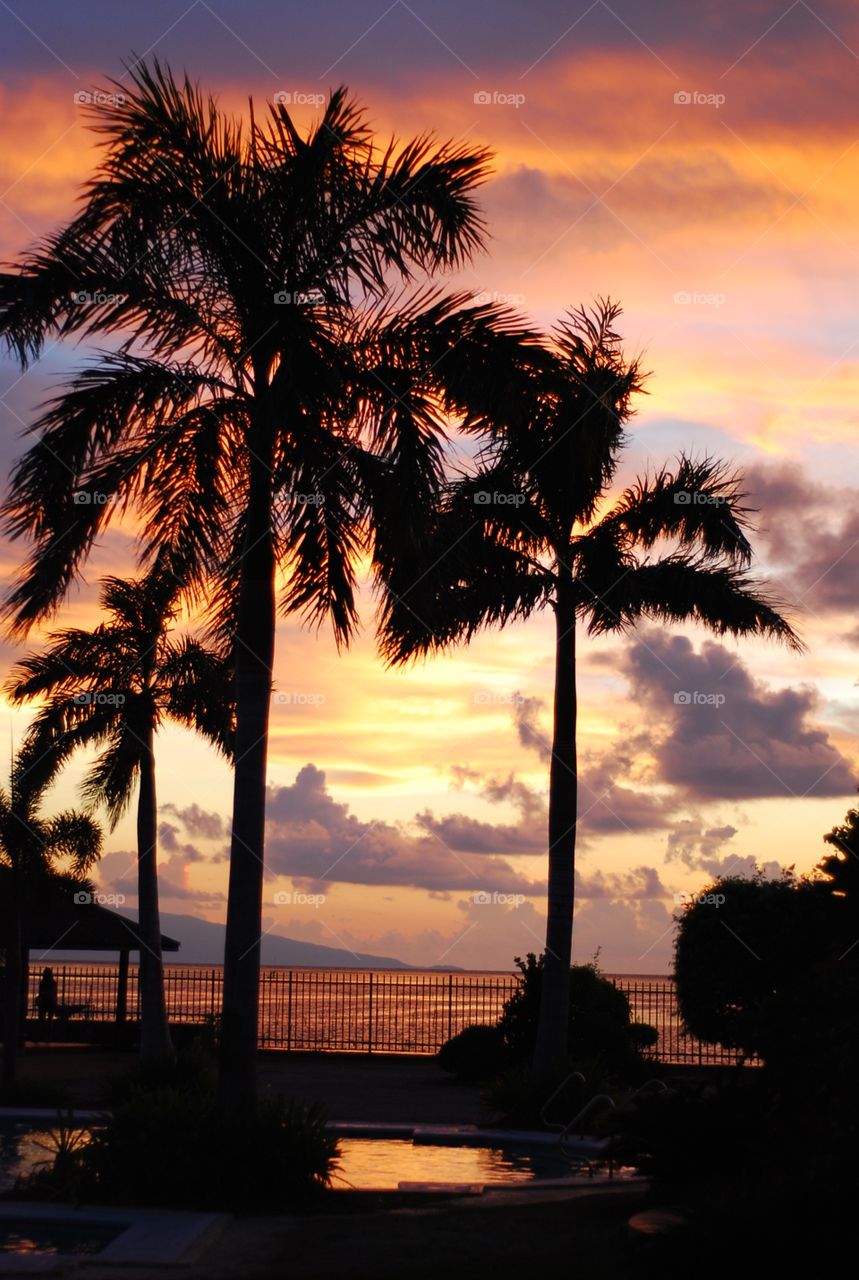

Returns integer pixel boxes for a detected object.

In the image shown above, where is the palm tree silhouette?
[377,299,801,1076]
[0,745,102,1086]
[0,62,537,1113]
[6,561,234,1062]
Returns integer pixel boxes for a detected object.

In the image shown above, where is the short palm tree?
[0,62,539,1114]
[0,745,102,1086]
[377,299,801,1076]
[6,561,234,1062]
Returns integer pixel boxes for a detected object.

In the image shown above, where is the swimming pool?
[331,1136,575,1189]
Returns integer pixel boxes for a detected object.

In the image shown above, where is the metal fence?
[27,963,747,1066]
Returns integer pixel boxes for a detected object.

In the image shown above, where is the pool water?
[0,1220,123,1256]
[0,1122,64,1192]
[331,1138,574,1189]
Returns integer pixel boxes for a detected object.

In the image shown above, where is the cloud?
[160,803,224,840]
[623,631,855,799]
[265,764,539,893]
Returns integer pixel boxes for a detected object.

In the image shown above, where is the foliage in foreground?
[439,955,656,1083]
[437,955,658,1124]
[23,1088,338,1211]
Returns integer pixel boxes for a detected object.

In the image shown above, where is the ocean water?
[26,963,742,1064]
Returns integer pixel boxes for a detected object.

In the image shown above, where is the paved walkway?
[12,1047,485,1123]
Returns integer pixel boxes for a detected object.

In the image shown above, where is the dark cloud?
[160,803,224,840]
[624,631,855,799]
[511,693,551,760]
[576,865,668,900]
[744,460,859,622]
[415,809,542,855]
[265,764,538,893]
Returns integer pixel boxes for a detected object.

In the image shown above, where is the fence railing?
[26,963,748,1066]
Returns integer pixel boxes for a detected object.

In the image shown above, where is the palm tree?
[0,744,102,1087]
[5,561,234,1063]
[0,62,539,1115]
[376,299,801,1077]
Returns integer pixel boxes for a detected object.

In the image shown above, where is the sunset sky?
[1,0,858,972]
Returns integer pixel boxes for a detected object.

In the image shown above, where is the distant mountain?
[40,909,409,969]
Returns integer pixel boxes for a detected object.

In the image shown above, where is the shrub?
[437,1024,507,1080]
[105,1038,215,1105]
[24,1091,338,1211]
[498,954,655,1080]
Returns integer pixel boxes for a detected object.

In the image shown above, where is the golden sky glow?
[1,1,858,971]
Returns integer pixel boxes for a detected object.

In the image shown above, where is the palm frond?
[584,556,803,648]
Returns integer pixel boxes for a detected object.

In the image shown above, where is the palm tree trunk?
[218,421,275,1122]
[533,581,578,1080]
[136,723,172,1062]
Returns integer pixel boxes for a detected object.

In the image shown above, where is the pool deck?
[0,1202,227,1273]
[8,1047,487,1124]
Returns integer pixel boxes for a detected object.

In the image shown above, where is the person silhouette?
[37,966,58,1025]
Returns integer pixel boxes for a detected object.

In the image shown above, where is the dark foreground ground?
[75,1188,660,1280]
[8,1043,484,1121]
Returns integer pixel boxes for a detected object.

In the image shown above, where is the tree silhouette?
[0,745,102,1086]
[6,560,233,1062]
[377,299,800,1075]
[0,62,538,1114]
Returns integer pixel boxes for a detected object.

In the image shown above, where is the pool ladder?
[541,1073,669,1173]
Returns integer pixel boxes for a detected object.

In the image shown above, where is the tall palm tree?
[0,744,102,1086]
[5,561,234,1063]
[377,299,801,1077]
[0,62,539,1114]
